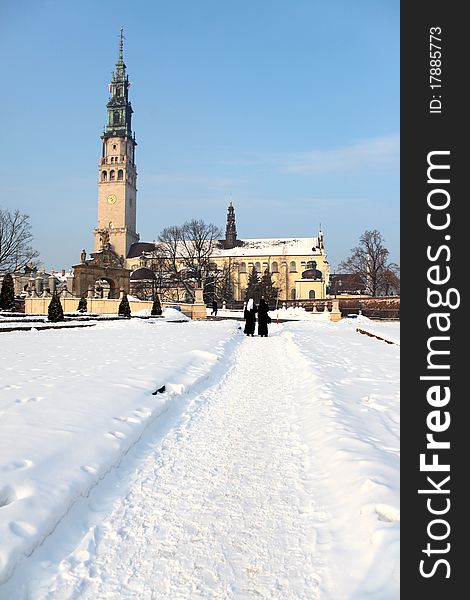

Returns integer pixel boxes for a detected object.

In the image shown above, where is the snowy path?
[1,319,399,599]
[40,334,325,599]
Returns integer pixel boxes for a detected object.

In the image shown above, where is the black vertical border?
[401,2,466,595]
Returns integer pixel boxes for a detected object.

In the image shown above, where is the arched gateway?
[72,243,130,299]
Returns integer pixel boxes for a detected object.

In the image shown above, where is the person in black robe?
[243,298,257,336]
[257,297,271,337]
[211,299,218,316]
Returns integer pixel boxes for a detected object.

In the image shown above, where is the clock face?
[107,194,117,205]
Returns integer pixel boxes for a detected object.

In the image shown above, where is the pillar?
[192,287,206,320]
[48,276,56,294]
[329,299,342,322]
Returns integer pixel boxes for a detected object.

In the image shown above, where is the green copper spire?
[116,28,125,76]
[104,29,133,138]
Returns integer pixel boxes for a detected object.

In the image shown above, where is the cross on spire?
[119,28,125,63]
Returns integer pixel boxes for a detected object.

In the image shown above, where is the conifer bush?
[48,292,64,322]
[118,293,131,318]
[0,273,15,310]
[245,268,261,303]
[151,294,162,316]
[260,269,279,305]
[77,296,87,312]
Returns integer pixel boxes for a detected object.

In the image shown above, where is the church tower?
[94,29,139,259]
[224,201,238,249]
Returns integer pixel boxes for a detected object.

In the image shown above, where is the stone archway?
[72,247,130,299]
[94,278,114,298]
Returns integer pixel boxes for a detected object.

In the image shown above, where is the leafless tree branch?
[0,208,39,272]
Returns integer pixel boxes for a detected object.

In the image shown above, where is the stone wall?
[24,297,207,320]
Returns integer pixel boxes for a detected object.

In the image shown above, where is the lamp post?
[334,279,342,298]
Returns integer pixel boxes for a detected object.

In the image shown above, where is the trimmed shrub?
[118,293,131,318]
[48,292,64,322]
[0,273,15,310]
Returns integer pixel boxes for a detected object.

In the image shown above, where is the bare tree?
[179,220,222,288]
[379,267,401,296]
[0,208,39,272]
[157,220,222,301]
[339,230,399,296]
[157,225,193,301]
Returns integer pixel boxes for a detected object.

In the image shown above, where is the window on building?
[255,262,261,272]
[118,169,123,180]
[271,261,279,273]
[113,111,120,125]
[291,288,296,300]
[110,170,115,181]
[290,261,297,272]
[309,290,316,299]
[101,171,107,182]
[239,262,247,273]
[113,144,117,150]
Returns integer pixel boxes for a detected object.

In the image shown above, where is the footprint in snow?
[1,459,33,472]
[15,396,43,404]
[0,486,17,507]
[360,478,387,493]
[360,502,400,523]
[113,416,141,424]
[9,521,37,538]
[81,465,98,475]
[375,504,400,523]
[106,431,126,439]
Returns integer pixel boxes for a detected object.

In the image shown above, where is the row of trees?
[138,223,399,303]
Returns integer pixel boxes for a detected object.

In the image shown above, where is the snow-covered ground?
[206,306,330,320]
[0,307,189,330]
[0,317,399,599]
[352,316,400,345]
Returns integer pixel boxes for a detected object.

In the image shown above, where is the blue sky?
[0,0,399,271]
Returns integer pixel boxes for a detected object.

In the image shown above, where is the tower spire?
[117,28,125,69]
[225,199,237,249]
[105,29,133,137]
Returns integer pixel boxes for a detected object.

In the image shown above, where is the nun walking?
[243,298,257,336]
[257,297,271,337]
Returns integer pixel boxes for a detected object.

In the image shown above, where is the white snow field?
[0,317,399,599]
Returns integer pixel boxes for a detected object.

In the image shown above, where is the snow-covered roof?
[130,236,324,261]
[213,237,322,258]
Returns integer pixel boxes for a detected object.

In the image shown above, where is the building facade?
[210,203,329,301]
[127,203,330,303]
